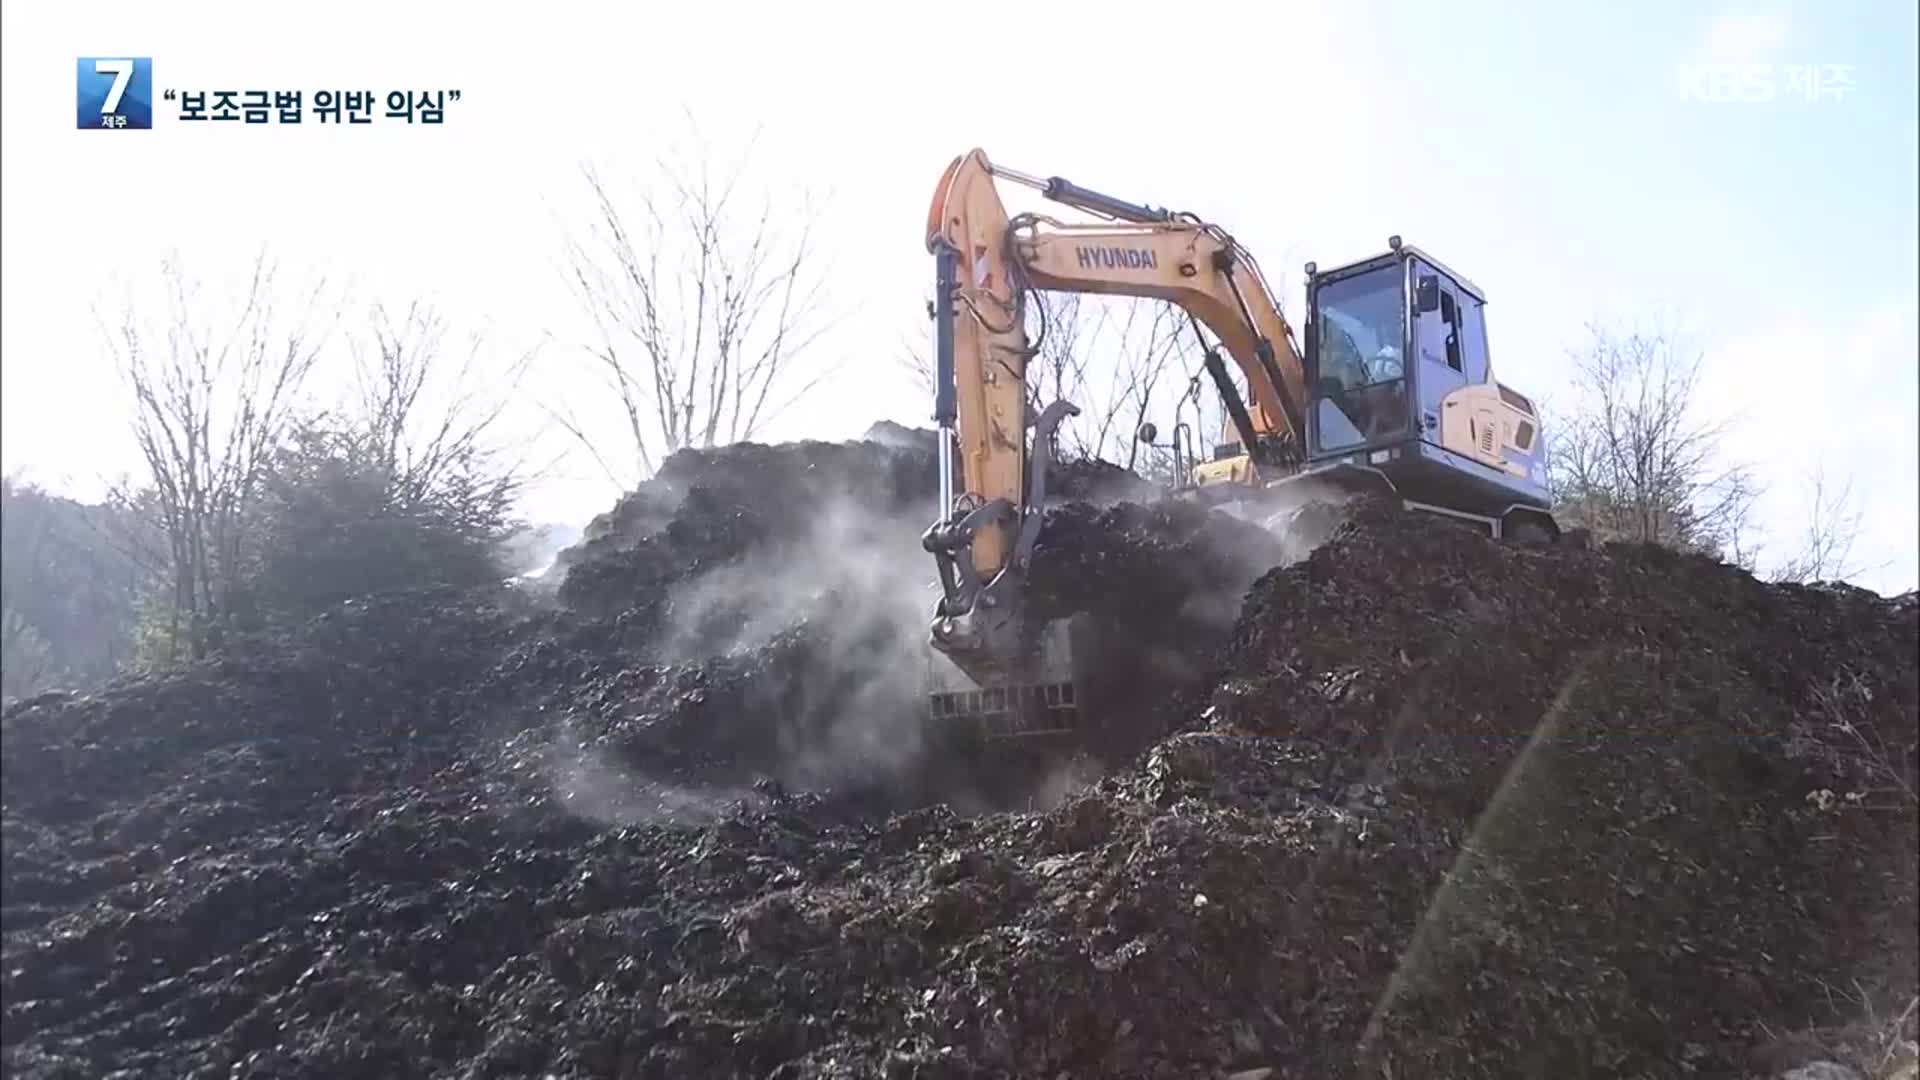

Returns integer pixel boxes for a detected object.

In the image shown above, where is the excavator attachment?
[919,384,1095,744]
[915,147,1309,754]
[923,613,1094,743]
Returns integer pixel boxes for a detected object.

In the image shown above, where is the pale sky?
[4,1,1915,593]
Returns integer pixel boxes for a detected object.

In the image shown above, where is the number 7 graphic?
[95,59,134,113]
[76,56,153,129]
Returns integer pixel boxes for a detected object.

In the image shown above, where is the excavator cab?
[1185,238,1556,543]
[1292,236,1555,537]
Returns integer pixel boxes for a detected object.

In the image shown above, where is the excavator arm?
[1013,214,1310,454]
[921,147,1309,678]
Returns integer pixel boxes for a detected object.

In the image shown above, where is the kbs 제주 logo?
[77,57,153,129]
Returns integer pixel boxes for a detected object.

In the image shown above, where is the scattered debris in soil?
[3,431,1914,1079]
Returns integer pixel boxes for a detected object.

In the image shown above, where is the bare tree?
[237,300,531,623]
[348,301,534,518]
[1098,300,1190,469]
[1548,320,1761,562]
[895,326,936,400]
[1773,464,1869,584]
[99,252,336,662]
[896,290,1094,427]
[1024,292,1094,437]
[903,290,1207,474]
[553,127,835,488]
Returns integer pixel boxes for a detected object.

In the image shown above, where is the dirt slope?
[3,433,1913,1079]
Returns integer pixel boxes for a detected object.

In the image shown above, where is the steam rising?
[540,462,1358,828]
[1211,475,1359,560]
[548,723,753,827]
[543,493,946,826]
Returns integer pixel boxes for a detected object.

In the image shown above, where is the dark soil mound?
[553,426,1147,626]
[1182,499,1920,1075]
[3,440,1915,1080]
[553,436,938,621]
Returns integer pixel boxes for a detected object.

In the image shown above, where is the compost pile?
[3,431,1915,1080]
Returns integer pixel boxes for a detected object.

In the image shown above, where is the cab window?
[1313,264,1411,452]
[1458,294,1490,383]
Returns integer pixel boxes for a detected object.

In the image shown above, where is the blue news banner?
[77,57,461,129]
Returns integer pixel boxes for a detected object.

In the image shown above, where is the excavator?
[919,147,1556,748]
